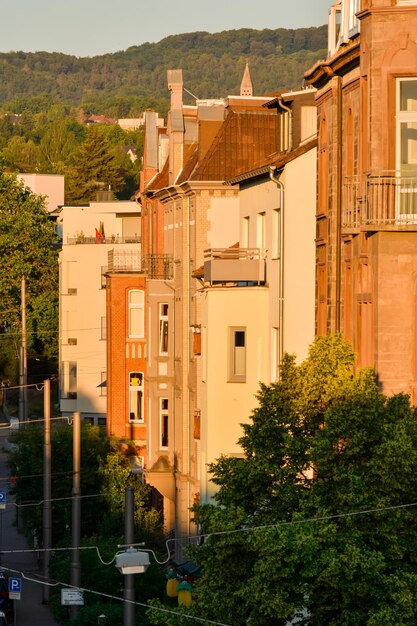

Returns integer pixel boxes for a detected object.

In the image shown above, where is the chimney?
[167,69,185,185]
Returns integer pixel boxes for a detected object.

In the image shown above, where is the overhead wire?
[0,565,233,626]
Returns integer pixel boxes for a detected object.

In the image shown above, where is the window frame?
[128,290,145,339]
[160,398,169,449]
[128,371,144,423]
[228,327,247,382]
[159,303,169,356]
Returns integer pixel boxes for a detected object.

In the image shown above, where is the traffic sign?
[8,577,21,600]
[61,588,84,606]
[0,493,6,510]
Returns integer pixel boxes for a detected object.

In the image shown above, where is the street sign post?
[61,588,84,606]
[8,577,21,600]
[0,492,6,510]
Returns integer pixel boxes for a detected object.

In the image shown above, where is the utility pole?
[124,486,135,626]
[70,412,81,619]
[19,277,27,422]
[42,379,51,603]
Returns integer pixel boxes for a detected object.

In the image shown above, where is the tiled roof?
[226,137,318,184]
[191,110,277,182]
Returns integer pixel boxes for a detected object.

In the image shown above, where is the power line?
[0,565,232,626]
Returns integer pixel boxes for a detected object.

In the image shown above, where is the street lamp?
[97,615,108,625]
[115,547,150,575]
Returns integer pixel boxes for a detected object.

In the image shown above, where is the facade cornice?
[305,40,360,89]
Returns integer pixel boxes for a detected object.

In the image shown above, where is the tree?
[0,171,59,378]
[65,126,124,203]
[150,335,417,625]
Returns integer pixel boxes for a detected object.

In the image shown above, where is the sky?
[0,0,331,57]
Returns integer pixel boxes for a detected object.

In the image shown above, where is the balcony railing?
[204,248,266,284]
[66,235,141,245]
[107,251,173,279]
[343,172,417,228]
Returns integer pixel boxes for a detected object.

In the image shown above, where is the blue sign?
[0,493,6,504]
[8,578,21,593]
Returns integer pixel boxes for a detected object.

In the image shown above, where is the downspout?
[269,166,285,377]
[336,75,342,331]
[278,97,293,152]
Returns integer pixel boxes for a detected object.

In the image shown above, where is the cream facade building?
[58,200,140,423]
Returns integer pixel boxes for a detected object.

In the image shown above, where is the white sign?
[61,589,84,606]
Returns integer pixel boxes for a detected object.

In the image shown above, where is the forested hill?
[0,25,327,117]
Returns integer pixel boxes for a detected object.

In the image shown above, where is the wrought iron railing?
[107,251,173,279]
[343,172,417,227]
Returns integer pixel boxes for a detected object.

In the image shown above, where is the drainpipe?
[336,76,342,331]
[269,166,285,377]
[278,97,293,152]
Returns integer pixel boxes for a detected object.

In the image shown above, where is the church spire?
[240,61,253,97]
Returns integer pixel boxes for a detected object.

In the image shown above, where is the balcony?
[204,248,266,285]
[107,251,173,279]
[66,234,141,245]
[343,172,417,231]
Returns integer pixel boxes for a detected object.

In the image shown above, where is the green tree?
[150,335,417,626]
[2,135,38,171]
[0,171,59,377]
[65,126,124,203]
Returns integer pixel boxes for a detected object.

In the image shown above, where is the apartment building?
[197,88,318,503]
[58,200,140,424]
[305,0,417,398]
[140,68,278,540]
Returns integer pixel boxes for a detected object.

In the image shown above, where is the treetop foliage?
[0,26,327,115]
[149,334,417,626]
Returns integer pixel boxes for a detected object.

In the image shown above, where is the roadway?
[0,425,59,625]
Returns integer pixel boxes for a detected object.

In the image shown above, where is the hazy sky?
[0,0,331,57]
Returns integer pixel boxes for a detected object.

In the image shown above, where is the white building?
[58,200,141,424]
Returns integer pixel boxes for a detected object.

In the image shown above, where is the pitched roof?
[226,136,318,185]
[191,110,277,182]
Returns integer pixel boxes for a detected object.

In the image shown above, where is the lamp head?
[115,548,150,574]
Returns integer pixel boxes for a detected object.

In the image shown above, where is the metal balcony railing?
[107,251,173,279]
[343,172,417,228]
[66,235,141,245]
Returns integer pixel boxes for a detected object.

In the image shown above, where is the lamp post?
[123,486,135,626]
[97,615,108,625]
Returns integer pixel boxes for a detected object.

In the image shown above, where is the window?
[256,212,266,251]
[241,216,250,248]
[348,0,360,34]
[61,361,77,399]
[396,78,417,218]
[229,328,246,382]
[101,266,108,289]
[129,371,144,422]
[100,316,107,340]
[128,290,144,338]
[100,372,107,397]
[272,209,280,259]
[160,398,169,448]
[159,304,169,355]
[328,3,342,55]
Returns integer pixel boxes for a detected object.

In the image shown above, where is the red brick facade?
[106,273,148,456]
